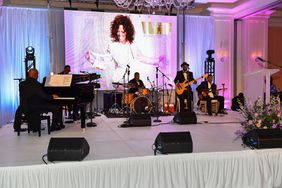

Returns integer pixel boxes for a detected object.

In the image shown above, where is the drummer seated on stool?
[128,72,145,96]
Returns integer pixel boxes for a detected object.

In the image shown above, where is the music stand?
[109,83,121,114]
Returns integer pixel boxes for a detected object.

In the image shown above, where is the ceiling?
[3,0,282,19]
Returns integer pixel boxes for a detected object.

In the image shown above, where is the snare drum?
[130,96,152,114]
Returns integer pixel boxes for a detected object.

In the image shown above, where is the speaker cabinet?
[154,131,193,154]
[242,129,282,149]
[173,112,197,124]
[129,114,151,127]
[47,137,90,161]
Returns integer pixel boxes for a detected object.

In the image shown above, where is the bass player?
[174,62,197,112]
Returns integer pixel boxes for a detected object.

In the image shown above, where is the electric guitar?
[175,73,208,95]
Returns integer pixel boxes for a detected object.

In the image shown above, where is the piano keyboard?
[53,97,75,100]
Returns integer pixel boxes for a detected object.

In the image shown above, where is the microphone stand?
[87,73,97,127]
[256,57,282,69]
[121,70,127,117]
[153,67,161,123]
[119,66,131,127]
[147,77,155,115]
[126,66,130,117]
[158,68,170,115]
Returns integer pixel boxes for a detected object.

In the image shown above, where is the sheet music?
[44,75,73,87]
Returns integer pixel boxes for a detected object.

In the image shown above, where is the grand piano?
[44,73,101,128]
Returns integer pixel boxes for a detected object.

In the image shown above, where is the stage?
[0,110,246,167]
[1,110,282,188]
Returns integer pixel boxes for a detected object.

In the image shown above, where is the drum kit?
[110,82,174,115]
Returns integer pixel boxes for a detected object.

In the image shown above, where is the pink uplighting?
[216,49,228,62]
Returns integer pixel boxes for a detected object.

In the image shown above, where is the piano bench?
[17,113,51,137]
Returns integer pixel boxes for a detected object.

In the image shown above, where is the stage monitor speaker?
[47,137,90,161]
[173,112,197,124]
[129,114,151,127]
[242,129,282,149]
[154,131,193,154]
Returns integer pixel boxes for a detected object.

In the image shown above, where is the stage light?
[25,46,35,60]
[206,50,215,60]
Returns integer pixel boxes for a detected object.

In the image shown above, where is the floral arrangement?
[235,95,282,138]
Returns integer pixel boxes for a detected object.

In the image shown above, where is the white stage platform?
[1,110,246,167]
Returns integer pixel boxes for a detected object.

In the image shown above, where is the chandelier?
[113,0,195,11]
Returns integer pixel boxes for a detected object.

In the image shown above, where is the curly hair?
[110,15,135,44]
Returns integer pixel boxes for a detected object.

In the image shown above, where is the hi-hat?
[112,82,131,88]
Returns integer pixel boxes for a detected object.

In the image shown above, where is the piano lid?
[72,73,101,83]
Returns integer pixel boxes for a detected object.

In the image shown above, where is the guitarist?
[174,62,197,112]
[196,74,226,115]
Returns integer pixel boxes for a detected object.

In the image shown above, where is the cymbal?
[112,82,132,88]
[112,82,123,86]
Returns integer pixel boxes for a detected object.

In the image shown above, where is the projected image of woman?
[108,15,136,82]
[86,15,165,84]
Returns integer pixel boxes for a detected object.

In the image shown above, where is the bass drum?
[130,96,152,114]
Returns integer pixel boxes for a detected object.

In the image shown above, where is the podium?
[244,69,279,104]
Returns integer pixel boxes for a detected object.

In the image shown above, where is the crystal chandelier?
[113,0,195,11]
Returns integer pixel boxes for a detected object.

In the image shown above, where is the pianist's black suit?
[14,78,62,131]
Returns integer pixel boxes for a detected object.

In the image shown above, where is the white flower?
[256,120,262,128]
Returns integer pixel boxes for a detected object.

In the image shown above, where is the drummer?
[128,72,145,95]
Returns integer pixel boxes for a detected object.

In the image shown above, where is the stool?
[199,100,219,114]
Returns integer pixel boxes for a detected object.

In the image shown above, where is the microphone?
[147,76,150,81]
[255,57,266,62]
[14,78,23,81]
[168,83,173,87]
[127,64,130,68]
[156,67,158,79]
[80,71,87,73]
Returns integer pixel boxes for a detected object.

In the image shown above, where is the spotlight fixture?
[25,46,35,60]
[206,50,215,60]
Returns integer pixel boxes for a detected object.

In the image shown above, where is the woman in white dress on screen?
[86,15,163,85]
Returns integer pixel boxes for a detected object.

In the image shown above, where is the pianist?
[14,69,63,132]
[59,65,71,75]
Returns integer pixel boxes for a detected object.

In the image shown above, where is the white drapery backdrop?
[177,15,214,78]
[0,7,65,126]
[0,6,213,126]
